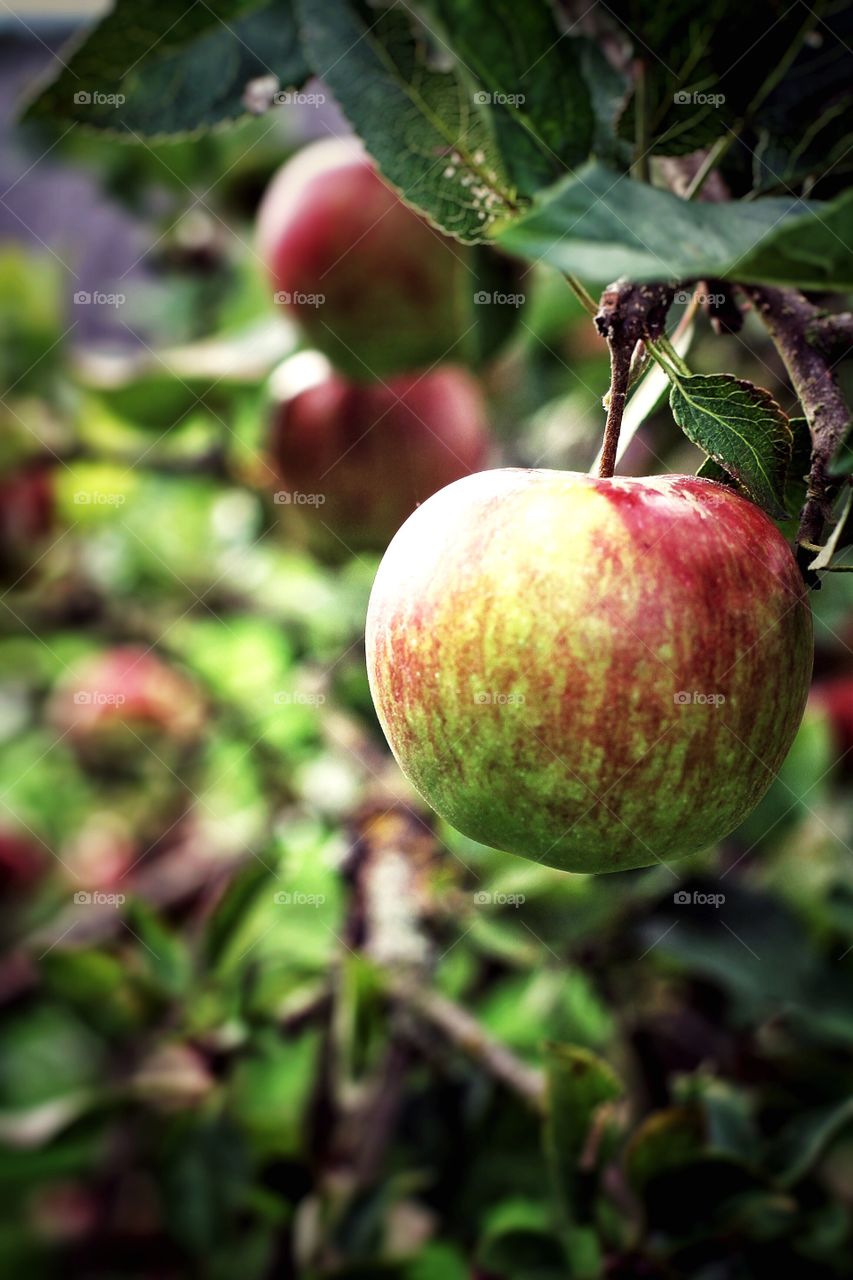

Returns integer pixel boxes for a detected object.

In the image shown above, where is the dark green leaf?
[429,0,594,194]
[669,372,793,517]
[497,164,853,290]
[545,1044,617,1264]
[297,0,517,242]
[23,0,309,138]
[770,1098,853,1188]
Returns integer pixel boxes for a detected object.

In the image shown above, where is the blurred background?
[2,5,853,1279]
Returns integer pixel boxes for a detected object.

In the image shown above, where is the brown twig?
[391,977,546,1110]
[807,311,853,362]
[744,286,852,549]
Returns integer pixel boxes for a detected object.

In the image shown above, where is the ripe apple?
[268,353,491,555]
[50,646,203,762]
[256,138,471,379]
[366,469,813,874]
[0,828,48,895]
[0,463,53,580]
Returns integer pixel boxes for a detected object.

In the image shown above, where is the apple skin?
[269,362,491,554]
[366,469,813,874]
[256,138,470,379]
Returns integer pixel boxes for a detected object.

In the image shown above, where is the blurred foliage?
[1,18,853,1280]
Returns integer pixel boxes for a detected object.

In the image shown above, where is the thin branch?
[745,285,852,548]
[392,977,545,1110]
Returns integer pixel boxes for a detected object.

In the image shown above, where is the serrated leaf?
[297,0,517,242]
[497,163,853,290]
[670,373,792,517]
[23,0,309,138]
[429,0,594,194]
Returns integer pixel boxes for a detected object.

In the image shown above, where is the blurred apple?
[0,462,53,581]
[50,646,204,764]
[256,138,473,379]
[0,827,48,895]
[267,352,492,555]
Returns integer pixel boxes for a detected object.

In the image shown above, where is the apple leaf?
[543,1043,622,1224]
[296,0,516,243]
[427,0,594,195]
[22,0,309,138]
[669,373,793,518]
[496,164,853,291]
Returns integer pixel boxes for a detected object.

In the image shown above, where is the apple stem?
[595,281,675,479]
[599,342,633,478]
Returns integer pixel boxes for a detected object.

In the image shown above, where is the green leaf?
[669,372,793,518]
[543,1043,622,1232]
[429,0,594,194]
[497,163,853,290]
[23,0,309,138]
[297,0,517,242]
[770,1098,853,1189]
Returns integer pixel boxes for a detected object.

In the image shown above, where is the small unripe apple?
[50,646,203,761]
[366,470,813,874]
[256,138,471,379]
[268,353,491,554]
